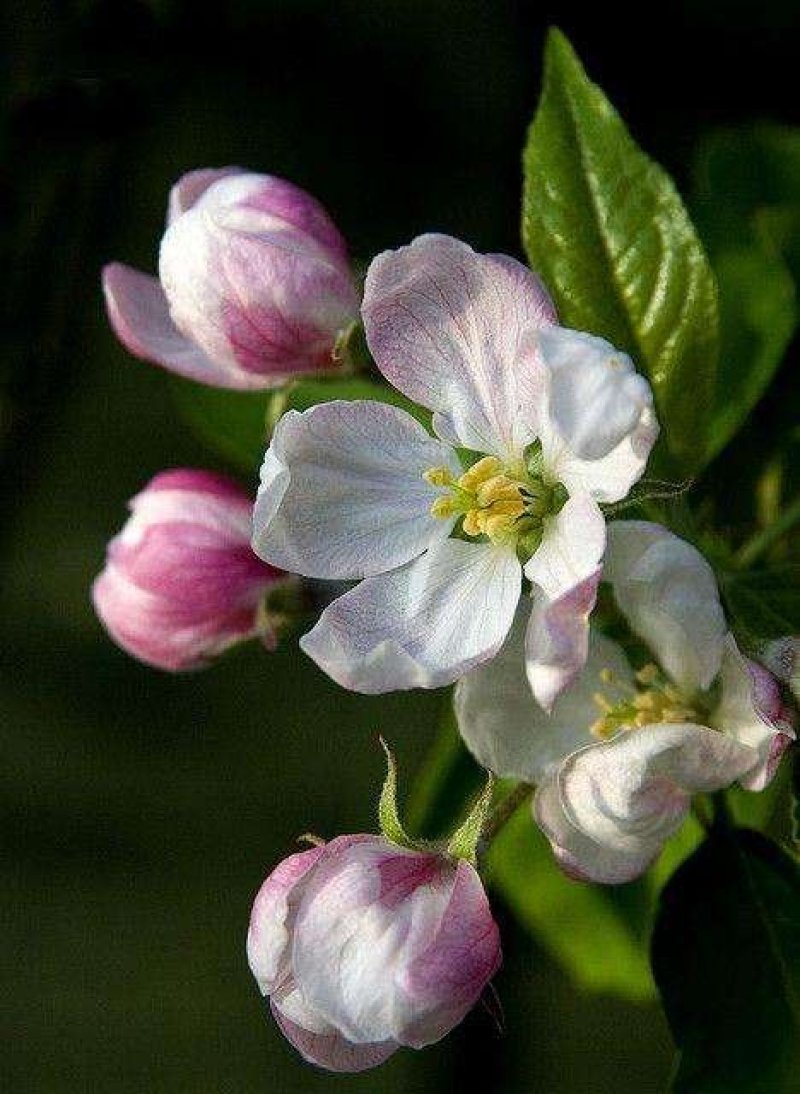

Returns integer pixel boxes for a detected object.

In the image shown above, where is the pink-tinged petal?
[524,494,606,710]
[299,540,522,693]
[167,167,247,224]
[400,860,501,1047]
[190,172,351,260]
[604,521,725,695]
[713,634,796,791]
[251,402,459,580]
[272,997,398,1072]
[292,838,498,1049]
[525,571,601,714]
[101,263,269,390]
[129,468,254,540]
[247,846,326,996]
[362,234,556,460]
[537,328,656,462]
[159,180,358,385]
[92,565,262,670]
[456,611,633,781]
[93,468,281,671]
[534,723,756,884]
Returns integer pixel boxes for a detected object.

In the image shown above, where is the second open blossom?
[456,522,795,883]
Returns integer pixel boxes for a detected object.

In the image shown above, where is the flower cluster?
[94,166,797,1074]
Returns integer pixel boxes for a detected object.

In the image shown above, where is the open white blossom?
[252,234,657,698]
[456,521,795,883]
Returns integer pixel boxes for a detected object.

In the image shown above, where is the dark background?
[2,2,798,1091]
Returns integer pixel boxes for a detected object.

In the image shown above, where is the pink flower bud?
[102,168,359,390]
[247,835,501,1073]
[92,469,284,670]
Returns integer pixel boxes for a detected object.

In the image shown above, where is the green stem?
[482,782,534,844]
[735,492,800,569]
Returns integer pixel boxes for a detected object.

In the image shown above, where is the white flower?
[456,521,796,883]
[252,234,657,697]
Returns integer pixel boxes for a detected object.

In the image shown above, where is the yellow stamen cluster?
[590,663,699,740]
[424,456,549,546]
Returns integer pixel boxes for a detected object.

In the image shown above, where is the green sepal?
[445,774,495,865]
[377,738,415,849]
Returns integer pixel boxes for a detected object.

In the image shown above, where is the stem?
[482,782,534,844]
[691,796,713,833]
[711,790,735,832]
[735,492,800,568]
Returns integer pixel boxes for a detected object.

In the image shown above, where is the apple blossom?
[247,834,501,1072]
[455,521,795,883]
[92,469,286,670]
[251,234,657,700]
[102,168,359,390]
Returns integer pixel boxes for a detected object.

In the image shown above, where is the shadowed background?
[2,1,798,1090]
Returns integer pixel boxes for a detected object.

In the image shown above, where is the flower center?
[423,455,561,550]
[590,663,700,740]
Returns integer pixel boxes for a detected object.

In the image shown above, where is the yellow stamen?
[423,466,455,487]
[635,663,660,686]
[458,456,502,492]
[461,510,483,537]
[431,496,457,519]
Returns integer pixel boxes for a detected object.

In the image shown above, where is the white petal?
[246,846,325,996]
[251,401,460,579]
[524,494,606,601]
[300,540,522,693]
[292,842,451,1044]
[101,264,267,389]
[362,234,556,460]
[713,634,796,791]
[537,328,655,461]
[167,167,246,224]
[604,521,725,695]
[456,612,633,782]
[535,723,756,884]
[523,494,606,710]
[542,403,659,504]
[271,984,397,1073]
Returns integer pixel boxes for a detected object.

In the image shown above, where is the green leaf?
[652,828,800,1092]
[692,125,800,278]
[266,376,432,434]
[721,565,800,642]
[487,808,655,1001]
[705,249,796,460]
[171,378,272,473]
[522,28,719,476]
[692,127,799,462]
